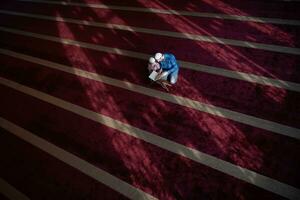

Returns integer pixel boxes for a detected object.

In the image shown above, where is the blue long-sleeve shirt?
[160,53,179,75]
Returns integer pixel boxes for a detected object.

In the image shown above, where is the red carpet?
[0,0,299,199]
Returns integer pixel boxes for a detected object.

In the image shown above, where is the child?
[148,57,171,91]
[148,57,161,72]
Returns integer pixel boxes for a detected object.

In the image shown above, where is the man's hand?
[155,71,168,81]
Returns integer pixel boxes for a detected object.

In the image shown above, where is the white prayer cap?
[154,53,163,61]
[149,57,155,64]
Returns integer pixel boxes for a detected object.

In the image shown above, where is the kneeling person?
[148,56,172,91]
[154,52,179,85]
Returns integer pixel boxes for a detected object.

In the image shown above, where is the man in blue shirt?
[154,52,179,85]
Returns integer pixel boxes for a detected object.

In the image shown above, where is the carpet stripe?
[0,26,299,92]
[0,77,300,199]
[1,48,299,140]
[17,0,300,26]
[0,118,157,200]
[0,178,30,200]
[0,10,299,55]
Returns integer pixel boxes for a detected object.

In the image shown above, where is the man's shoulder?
[164,53,175,59]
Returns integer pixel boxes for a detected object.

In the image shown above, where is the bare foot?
[160,80,172,92]
[161,83,169,92]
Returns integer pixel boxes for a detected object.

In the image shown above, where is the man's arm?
[165,57,179,75]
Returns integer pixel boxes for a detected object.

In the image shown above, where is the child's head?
[148,57,160,71]
[149,57,156,64]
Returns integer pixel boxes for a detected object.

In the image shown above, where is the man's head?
[155,53,164,62]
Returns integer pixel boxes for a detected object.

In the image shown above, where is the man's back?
[160,53,179,73]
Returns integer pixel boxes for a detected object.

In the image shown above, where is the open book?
[148,71,159,81]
